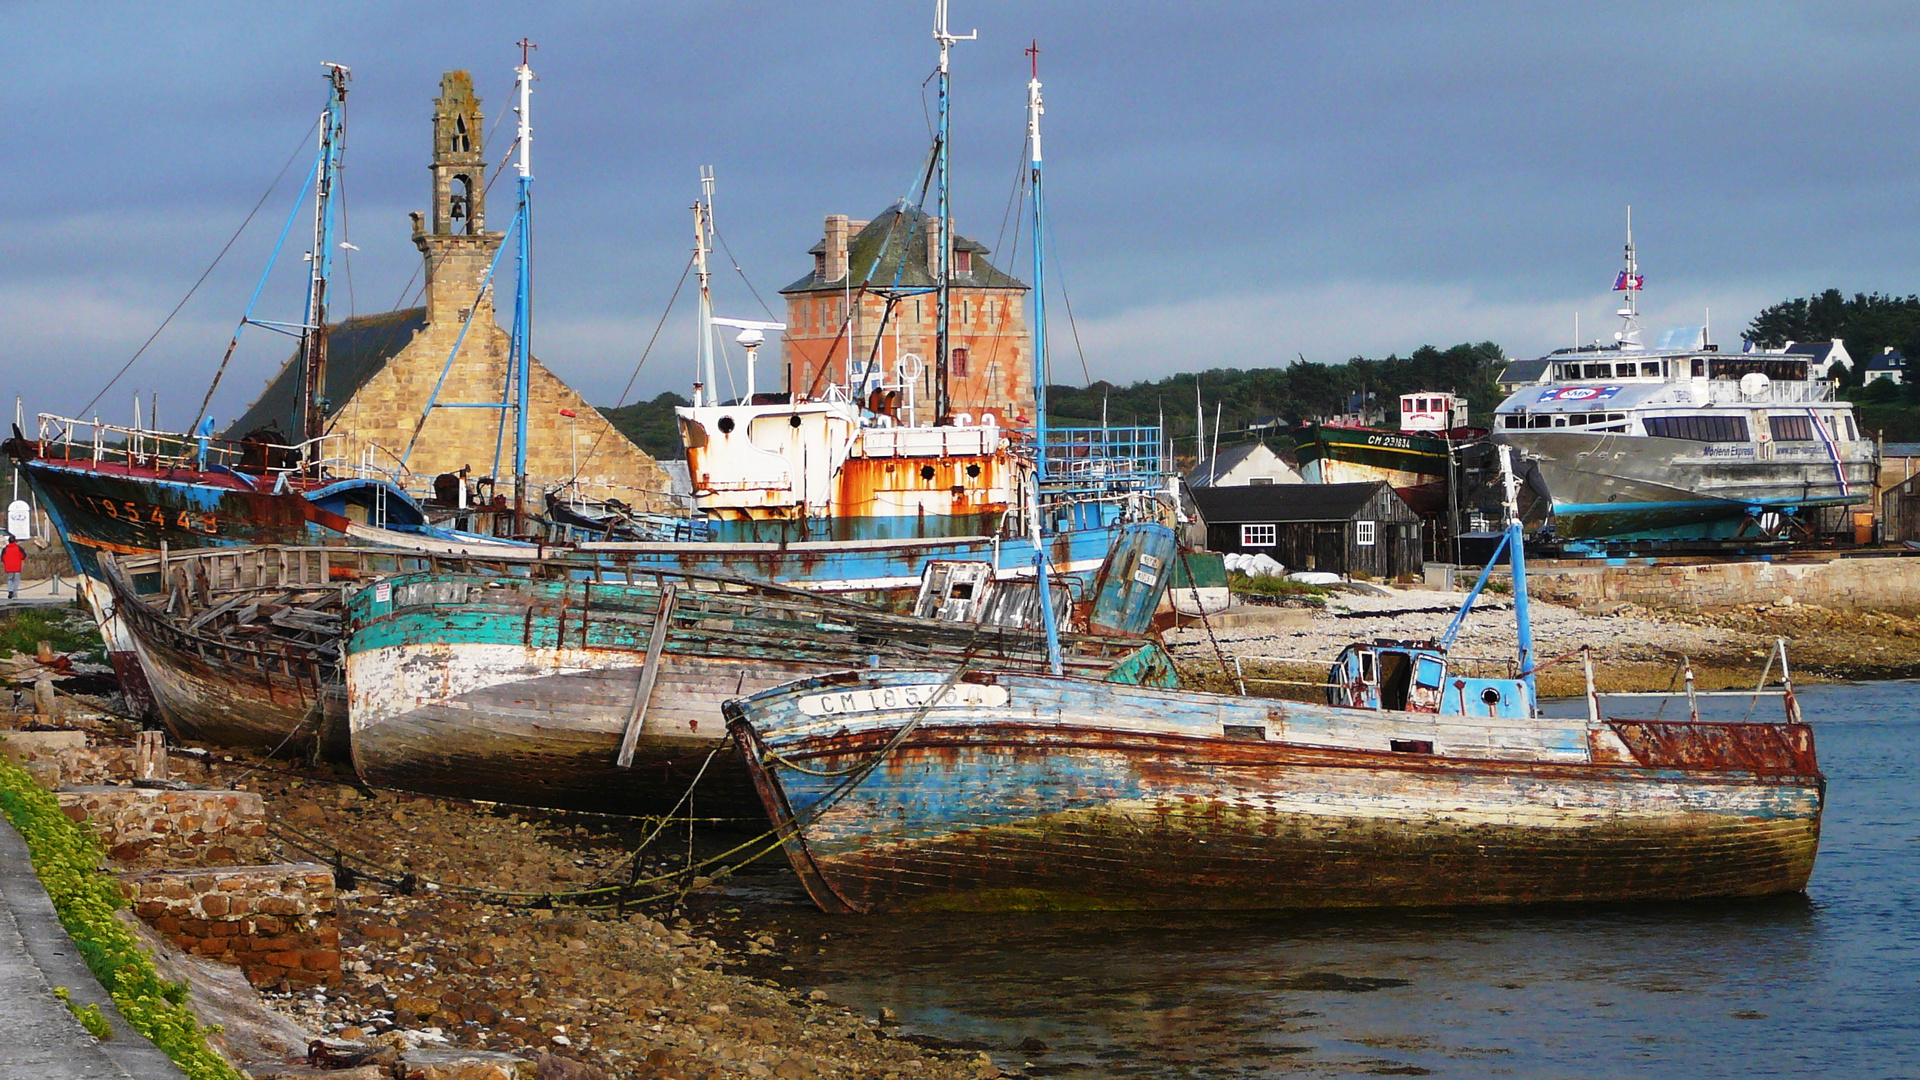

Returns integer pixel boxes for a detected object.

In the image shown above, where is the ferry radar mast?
[1613,206,1644,352]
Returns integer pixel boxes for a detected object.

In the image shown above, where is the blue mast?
[299,64,351,446]
[1025,41,1062,675]
[510,41,536,530]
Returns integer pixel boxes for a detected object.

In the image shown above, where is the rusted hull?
[728,671,1824,913]
[350,646,798,817]
[347,573,1175,816]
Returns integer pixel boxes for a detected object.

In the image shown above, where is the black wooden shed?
[1191,481,1422,579]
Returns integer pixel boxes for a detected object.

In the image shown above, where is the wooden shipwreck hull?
[726,669,1825,913]
[101,547,536,755]
[346,570,1178,818]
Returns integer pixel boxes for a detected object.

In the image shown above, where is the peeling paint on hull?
[347,576,1177,817]
[729,670,1825,913]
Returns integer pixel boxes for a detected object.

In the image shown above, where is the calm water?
[729,681,1919,1079]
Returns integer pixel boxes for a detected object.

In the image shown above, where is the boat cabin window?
[1359,650,1376,684]
[1378,651,1412,711]
[1500,414,1522,429]
[1644,415,1749,442]
[1846,415,1858,440]
[1640,361,1664,377]
[1770,415,1814,441]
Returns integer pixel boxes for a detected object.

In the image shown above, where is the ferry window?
[1645,415,1750,442]
[1356,520,1376,546]
[1241,524,1276,548]
[1568,413,1589,426]
[1583,363,1611,379]
[1552,415,1569,427]
[1529,414,1553,428]
[1501,414,1523,429]
[1846,415,1858,440]
[1770,415,1814,441]
[1641,362,1663,377]
[1692,358,1706,377]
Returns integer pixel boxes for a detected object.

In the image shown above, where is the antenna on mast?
[1613,205,1643,352]
[931,0,975,426]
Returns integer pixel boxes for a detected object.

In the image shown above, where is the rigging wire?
[707,224,777,321]
[78,116,319,421]
[561,251,697,485]
[1044,211,1096,387]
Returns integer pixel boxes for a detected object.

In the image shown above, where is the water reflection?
[728,682,1918,1079]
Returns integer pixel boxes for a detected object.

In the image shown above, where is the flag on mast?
[1613,270,1644,291]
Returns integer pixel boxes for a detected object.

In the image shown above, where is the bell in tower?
[430,71,486,236]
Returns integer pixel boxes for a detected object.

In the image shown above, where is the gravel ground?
[219,762,1007,1080]
[1166,585,1920,692]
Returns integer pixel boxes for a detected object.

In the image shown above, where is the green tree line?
[600,344,1511,461]
[1748,290,1920,440]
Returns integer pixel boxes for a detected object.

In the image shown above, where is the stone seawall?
[57,786,269,866]
[121,863,340,988]
[1528,555,1920,613]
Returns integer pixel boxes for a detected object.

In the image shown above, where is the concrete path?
[0,815,185,1080]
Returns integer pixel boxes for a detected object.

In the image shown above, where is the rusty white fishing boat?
[725,449,1824,913]
[343,523,1178,817]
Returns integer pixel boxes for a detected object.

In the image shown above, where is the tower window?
[453,115,471,153]
[955,249,973,274]
[952,347,970,378]
[449,175,474,234]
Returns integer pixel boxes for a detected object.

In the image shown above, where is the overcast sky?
[8,2,1920,428]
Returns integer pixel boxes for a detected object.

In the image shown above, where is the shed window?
[1356,520,1376,546]
[1241,524,1276,548]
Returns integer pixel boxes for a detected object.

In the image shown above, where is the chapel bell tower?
[431,71,485,234]
[414,70,502,324]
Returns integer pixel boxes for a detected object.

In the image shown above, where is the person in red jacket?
[2,537,23,600]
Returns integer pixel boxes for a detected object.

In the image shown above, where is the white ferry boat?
[1492,218,1875,543]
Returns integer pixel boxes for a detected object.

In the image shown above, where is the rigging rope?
[80,116,319,422]
[559,251,697,487]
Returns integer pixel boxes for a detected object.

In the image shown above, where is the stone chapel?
[226,71,670,511]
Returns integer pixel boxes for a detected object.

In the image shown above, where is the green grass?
[1227,571,1329,607]
[0,606,107,666]
[0,757,240,1080]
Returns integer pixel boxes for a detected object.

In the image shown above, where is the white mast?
[694,167,716,406]
[1614,206,1643,352]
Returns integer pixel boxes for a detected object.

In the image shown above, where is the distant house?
[1183,440,1303,489]
[1865,347,1908,386]
[1192,481,1421,580]
[1781,340,1853,381]
[1496,358,1552,391]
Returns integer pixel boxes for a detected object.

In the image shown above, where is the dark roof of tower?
[781,201,1027,294]
[222,307,427,439]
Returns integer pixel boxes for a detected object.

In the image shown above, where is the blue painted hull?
[728,669,1825,912]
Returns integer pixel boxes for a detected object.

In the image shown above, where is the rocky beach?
[1165,583,1920,697]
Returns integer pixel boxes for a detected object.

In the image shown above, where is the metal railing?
[32,413,420,495]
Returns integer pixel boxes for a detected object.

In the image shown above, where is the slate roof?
[1866,349,1908,371]
[1192,481,1390,524]
[781,201,1026,295]
[223,307,427,438]
[1183,441,1292,488]
[1497,358,1551,386]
